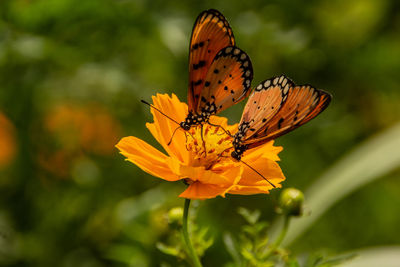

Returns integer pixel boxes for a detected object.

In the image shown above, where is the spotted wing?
[196,46,253,114]
[238,75,294,136]
[240,76,332,148]
[188,9,235,112]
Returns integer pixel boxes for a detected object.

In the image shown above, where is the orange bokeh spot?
[0,112,17,168]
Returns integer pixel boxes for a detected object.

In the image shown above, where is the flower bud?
[167,207,183,224]
[279,188,304,216]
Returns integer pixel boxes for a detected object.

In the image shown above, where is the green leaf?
[340,246,400,267]
[241,247,256,262]
[270,122,400,246]
[242,225,258,237]
[156,242,180,257]
[254,222,269,233]
[320,253,356,266]
[287,258,301,267]
[256,234,269,253]
[238,207,261,225]
[223,232,243,265]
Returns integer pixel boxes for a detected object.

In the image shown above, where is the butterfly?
[231,75,332,161]
[179,9,253,131]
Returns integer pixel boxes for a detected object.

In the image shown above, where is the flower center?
[185,124,233,169]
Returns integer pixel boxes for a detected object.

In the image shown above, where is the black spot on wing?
[278,118,284,129]
[193,60,206,70]
[194,79,203,86]
[214,46,253,95]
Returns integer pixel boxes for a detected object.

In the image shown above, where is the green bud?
[167,207,183,224]
[279,188,304,217]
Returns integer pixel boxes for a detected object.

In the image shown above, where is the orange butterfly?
[180,9,253,130]
[231,75,332,161]
[142,10,252,140]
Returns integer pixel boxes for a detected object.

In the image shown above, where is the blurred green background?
[1,0,400,266]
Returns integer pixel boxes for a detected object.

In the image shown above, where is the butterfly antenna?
[240,160,276,188]
[140,100,180,126]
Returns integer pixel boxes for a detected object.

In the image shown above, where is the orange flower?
[116,94,285,199]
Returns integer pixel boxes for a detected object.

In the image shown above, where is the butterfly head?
[180,113,202,130]
[180,121,191,131]
[231,144,247,161]
[180,111,197,130]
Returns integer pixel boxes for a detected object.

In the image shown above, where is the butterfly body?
[231,75,332,160]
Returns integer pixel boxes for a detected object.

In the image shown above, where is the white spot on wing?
[283,85,289,94]
[281,78,287,87]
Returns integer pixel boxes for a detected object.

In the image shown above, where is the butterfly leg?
[200,124,207,157]
[216,146,234,159]
[184,132,190,151]
[207,122,233,137]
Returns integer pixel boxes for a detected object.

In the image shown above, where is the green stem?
[265,215,291,258]
[182,199,203,267]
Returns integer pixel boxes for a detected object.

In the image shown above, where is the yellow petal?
[146,94,190,164]
[116,136,181,181]
[168,161,242,186]
[176,162,243,199]
[208,162,243,185]
[227,185,276,195]
[228,155,285,195]
[243,140,283,162]
[179,182,231,199]
[238,157,285,187]
[208,115,228,128]
[209,115,238,135]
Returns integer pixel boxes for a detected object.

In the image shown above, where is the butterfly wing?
[239,75,331,149]
[188,9,235,112]
[196,46,253,114]
[239,76,293,135]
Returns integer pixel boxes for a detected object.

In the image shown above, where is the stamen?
[184,123,234,167]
